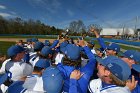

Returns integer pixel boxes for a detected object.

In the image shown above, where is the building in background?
[100,28,134,36]
[100,28,135,40]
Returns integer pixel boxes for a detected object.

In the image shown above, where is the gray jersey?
[5,61,33,81]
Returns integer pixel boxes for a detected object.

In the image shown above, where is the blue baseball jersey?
[57,46,96,93]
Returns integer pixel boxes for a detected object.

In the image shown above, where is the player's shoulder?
[90,78,102,85]
[89,78,102,93]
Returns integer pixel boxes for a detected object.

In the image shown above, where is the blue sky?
[0,0,140,29]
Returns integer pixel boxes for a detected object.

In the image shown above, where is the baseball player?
[119,50,140,93]
[23,59,50,92]
[0,45,33,92]
[89,56,136,93]
[90,27,120,57]
[7,66,63,93]
[57,39,96,93]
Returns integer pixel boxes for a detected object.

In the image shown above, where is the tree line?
[0,16,63,35]
[0,16,102,37]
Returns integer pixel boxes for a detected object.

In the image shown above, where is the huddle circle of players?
[0,27,140,93]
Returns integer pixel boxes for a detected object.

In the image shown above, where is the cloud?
[0,12,18,18]
[0,4,18,18]
[10,11,17,15]
[0,5,6,9]
[0,13,12,17]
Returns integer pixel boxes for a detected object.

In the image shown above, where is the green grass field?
[119,44,140,51]
[0,41,15,55]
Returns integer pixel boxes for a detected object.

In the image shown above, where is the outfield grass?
[119,45,140,51]
[0,41,15,55]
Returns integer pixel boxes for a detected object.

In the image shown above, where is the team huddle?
[0,27,140,93]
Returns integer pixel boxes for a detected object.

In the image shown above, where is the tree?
[68,20,86,34]
[0,16,8,34]
[87,24,102,36]
[0,17,64,35]
[13,17,24,34]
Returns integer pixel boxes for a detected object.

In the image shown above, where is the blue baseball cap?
[7,45,25,57]
[107,43,120,53]
[42,66,63,93]
[41,46,53,57]
[65,44,80,60]
[34,41,44,50]
[35,59,50,69]
[132,64,140,73]
[122,50,140,63]
[32,38,38,42]
[59,41,68,53]
[133,51,140,63]
[44,40,50,46]
[123,50,136,58]
[96,56,131,81]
